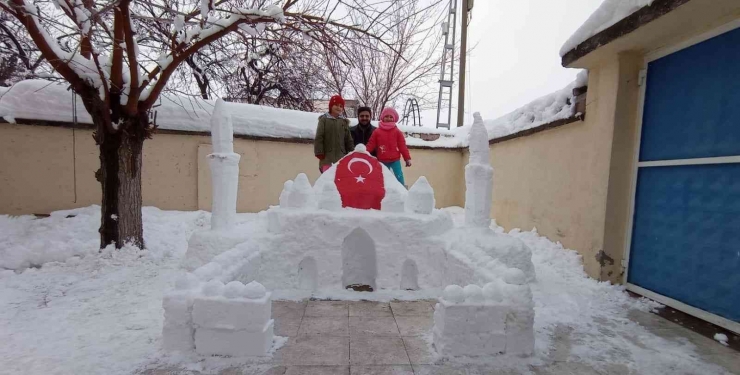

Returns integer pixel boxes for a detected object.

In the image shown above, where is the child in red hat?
[366,107,411,185]
[314,95,354,173]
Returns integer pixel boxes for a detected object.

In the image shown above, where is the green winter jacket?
[314,114,354,167]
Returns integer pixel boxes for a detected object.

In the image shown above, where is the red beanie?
[329,95,345,110]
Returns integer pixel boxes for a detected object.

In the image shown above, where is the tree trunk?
[92,108,146,249]
[99,129,144,249]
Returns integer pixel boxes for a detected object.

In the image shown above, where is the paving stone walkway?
[141,300,740,375]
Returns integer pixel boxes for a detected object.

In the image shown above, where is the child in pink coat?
[366,107,412,185]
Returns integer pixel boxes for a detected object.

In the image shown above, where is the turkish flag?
[335,152,386,210]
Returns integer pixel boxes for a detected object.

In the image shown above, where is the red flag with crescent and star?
[334,152,386,210]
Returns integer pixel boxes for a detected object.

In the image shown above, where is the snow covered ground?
[0,206,734,375]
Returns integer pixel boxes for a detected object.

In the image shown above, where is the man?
[314,95,354,173]
[350,106,376,156]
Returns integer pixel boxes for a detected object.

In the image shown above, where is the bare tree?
[320,0,447,119]
[0,0,395,249]
[0,12,51,85]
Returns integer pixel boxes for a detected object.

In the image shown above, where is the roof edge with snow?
[0,111,586,150]
[561,0,690,67]
[489,114,584,145]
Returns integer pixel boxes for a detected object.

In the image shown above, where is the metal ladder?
[401,98,422,127]
[435,0,457,129]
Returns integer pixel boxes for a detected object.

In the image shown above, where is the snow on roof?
[560,0,655,57]
[0,73,586,149]
[0,80,455,144]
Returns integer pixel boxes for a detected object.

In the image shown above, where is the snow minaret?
[465,113,494,227]
[208,99,241,230]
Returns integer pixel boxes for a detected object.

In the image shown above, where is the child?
[314,95,354,173]
[366,107,412,185]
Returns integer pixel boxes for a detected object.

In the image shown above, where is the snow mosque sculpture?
[163,105,536,358]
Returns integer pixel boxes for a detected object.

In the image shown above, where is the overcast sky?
[418,0,603,128]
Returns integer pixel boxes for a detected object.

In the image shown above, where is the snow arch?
[341,228,377,291]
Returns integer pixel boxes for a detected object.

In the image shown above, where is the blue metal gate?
[627,25,740,325]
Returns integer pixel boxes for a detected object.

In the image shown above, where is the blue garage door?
[628,25,740,324]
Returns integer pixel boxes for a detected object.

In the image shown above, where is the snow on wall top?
[0,74,585,149]
[560,0,655,57]
[452,70,587,144]
[0,80,455,144]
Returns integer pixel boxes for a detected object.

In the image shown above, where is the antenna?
[435,0,457,129]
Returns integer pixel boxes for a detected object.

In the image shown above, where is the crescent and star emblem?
[347,158,373,183]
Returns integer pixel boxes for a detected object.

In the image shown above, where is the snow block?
[163,292,195,326]
[433,284,534,358]
[163,322,195,352]
[195,319,274,357]
[192,293,271,331]
[433,326,505,357]
[506,308,535,356]
[433,301,506,335]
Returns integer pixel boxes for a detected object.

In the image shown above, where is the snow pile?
[560,0,655,56]
[0,206,208,271]
[0,206,229,374]
[714,333,729,346]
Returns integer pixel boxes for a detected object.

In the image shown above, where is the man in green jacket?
[314,95,354,173]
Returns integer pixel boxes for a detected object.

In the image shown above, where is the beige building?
[549,0,739,333]
[1,0,738,333]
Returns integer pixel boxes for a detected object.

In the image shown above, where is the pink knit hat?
[380,107,399,123]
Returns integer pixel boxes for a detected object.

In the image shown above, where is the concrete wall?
[0,123,465,216]
[484,59,626,281]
